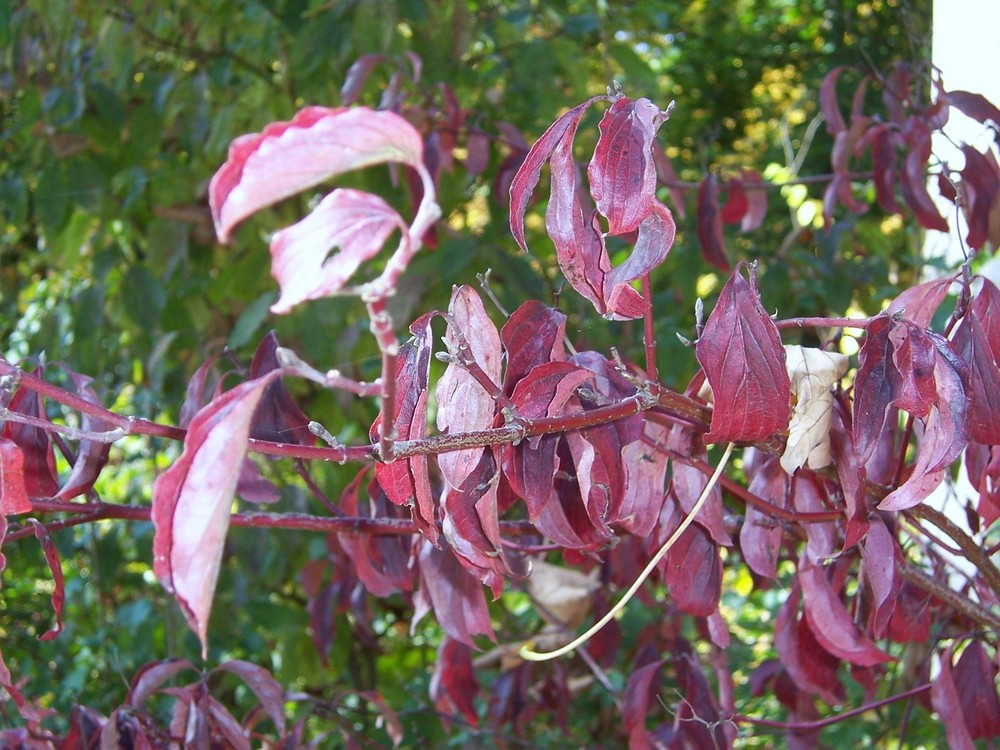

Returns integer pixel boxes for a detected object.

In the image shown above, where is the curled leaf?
[781,345,849,474]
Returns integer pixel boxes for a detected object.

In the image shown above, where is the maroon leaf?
[127,658,197,707]
[339,473,413,597]
[248,332,313,446]
[942,89,1000,137]
[664,425,730,546]
[215,659,287,735]
[930,647,977,750]
[509,96,605,253]
[1,386,58,498]
[0,439,31,514]
[587,96,665,235]
[952,641,1000,739]
[672,646,728,748]
[210,106,424,242]
[720,178,748,224]
[697,173,729,271]
[793,474,837,563]
[798,559,893,667]
[696,262,790,443]
[860,516,900,638]
[500,301,567,396]
[660,501,722,617]
[819,66,848,136]
[372,314,438,543]
[853,316,901,465]
[887,580,932,643]
[868,125,903,214]
[952,304,1000,445]
[622,658,664,750]
[651,143,687,218]
[965,442,1000,528]
[617,420,669,537]
[27,519,64,641]
[430,637,479,728]
[54,372,112,501]
[413,539,494,645]
[465,127,490,177]
[740,452,787,580]
[204,696,250,750]
[899,118,949,231]
[152,369,287,656]
[959,145,1000,250]
[339,54,387,105]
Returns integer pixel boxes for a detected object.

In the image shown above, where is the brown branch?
[907,504,1000,599]
[897,562,1000,632]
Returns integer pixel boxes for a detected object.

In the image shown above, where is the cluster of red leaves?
[3,59,1000,749]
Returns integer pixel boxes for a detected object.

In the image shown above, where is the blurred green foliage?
[1,0,944,745]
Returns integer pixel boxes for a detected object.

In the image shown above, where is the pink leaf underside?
[860,515,899,638]
[508,96,605,253]
[29,519,65,641]
[664,425,730,546]
[152,370,285,655]
[886,275,956,329]
[798,559,893,667]
[2,387,59,498]
[587,97,661,235]
[415,539,495,646]
[436,286,503,489]
[739,170,768,232]
[793,474,837,563]
[617,419,670,537]
[696,263,790,443]
[210,106,423,242]
[268,188,408,312]
[819,67,848,136]
[853,316,901,465]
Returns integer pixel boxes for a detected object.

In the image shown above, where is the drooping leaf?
[853,316,901,465]
[739,169,768,232]
[413,539,494,646]
[430,637,479,728]
[860,516,900,638]
[617,420,670,537]
[436,285,503,490]
[965,442,1000,528]
[720,178,748,224]
[793,474,838,563]
[958,145,1000,250]
[339,54,387,105]
[798,559,893,667]
[127,658,197,707]
[930,647,977,750]
[1,386,59,499]
[248,332,315,446]
[660,502,722,617]
[500,301,567,396]
[152,369,287,656]
[952,304,1000,445]
[664,425,731,546]
[781,345,849,474]
[942,89,1000,140]
[622,658,664,750]
[899,118,949,231]
[952,641,1000,739]
[819,67,848,136]
[740,452,787,580]
[696,173,729,271]
[210,106,424,242]
[697,262,790,443]
[775,586,844,706]
[27,519,65,641]
[54,372,112,501]
[671,646,728,749]
[268,189,410,312]
[215,659,287,735]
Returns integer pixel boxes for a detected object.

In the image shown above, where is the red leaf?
[152,369,287,656]
[798,559,893,667]
[952,641,1000,739]
[210,106,424,242]
[672,646,728,748]
[414,540,494,645]
[887,580,932,642]
[793,475,837,563]
[500,301,567,396]
[372,314,438,544]
[622,658,664,750]
[899,118,949,231]
[853,316,902,465]
[509,96,605,253]
[959,145,1000,251]
[1,387,58,498]
[942,89,1000,137]
[953,306,1000,445]
[28,519,64,641]
[819,67,848,136]
[215,659,287,735]
[0,439,31,514]
[696,262,790,443]
[338,473,413,596]
[436,286,502,489]
[501,362,591,519]
[886,275,956,329]
[53,373,112,501]
[930,647,978,750]
[651,143,687,218]
[430,637,479,728]
[868,125,903,214]
[267,188,409,312]
[664,425,730,546]
[965,442,1000,528]
[587,97,664,235]
[720,178,748,224]
[860,516,901,638]
[127,658,197,707]
[660,503,722,617]
[696,173,729,271]
[740,452,787,580]
[617,420,669,537]
[602,201,675,319]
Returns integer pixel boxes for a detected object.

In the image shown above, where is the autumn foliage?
[2,43,1000,750]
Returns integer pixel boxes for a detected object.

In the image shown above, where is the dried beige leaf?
[781,345,849,475]
[526,560,600,630]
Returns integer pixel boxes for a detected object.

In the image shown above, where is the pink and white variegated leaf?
[152,368,289,657]
[210,106,423,242]
[268,188,410,313]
